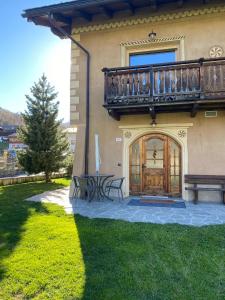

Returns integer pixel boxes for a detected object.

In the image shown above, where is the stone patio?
[26,187,225,227]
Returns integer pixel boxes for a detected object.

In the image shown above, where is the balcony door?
[129,50,176,66]
[129,134,181,196]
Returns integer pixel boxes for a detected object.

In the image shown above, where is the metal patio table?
[83,173,114,201]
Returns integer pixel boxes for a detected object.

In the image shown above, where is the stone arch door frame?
[119,123,193,200]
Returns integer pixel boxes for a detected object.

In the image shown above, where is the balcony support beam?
[108,109,120,121]
[191,103,199,118]
[149,105,156,124]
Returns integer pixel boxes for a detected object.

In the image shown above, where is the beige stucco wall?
[70,9,225,202]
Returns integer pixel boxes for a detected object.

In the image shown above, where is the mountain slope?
[0,107,23,126]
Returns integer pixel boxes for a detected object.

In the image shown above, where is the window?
[129,50,176,66]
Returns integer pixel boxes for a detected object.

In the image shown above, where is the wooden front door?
[129,134,181,196]
[142,135,166,194]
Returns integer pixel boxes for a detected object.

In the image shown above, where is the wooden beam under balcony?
[108,109,120,121]
[191,103,199,118]
[149,106,156,122]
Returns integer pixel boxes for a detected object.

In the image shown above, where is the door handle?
[142,163,146,169]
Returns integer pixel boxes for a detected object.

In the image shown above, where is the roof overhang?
[22,0,223,38]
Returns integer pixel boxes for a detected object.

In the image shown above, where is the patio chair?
[77,176,95,202]
[72,176,80,199]
[105,177,125,201]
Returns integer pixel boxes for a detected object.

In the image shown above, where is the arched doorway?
[129,133,182,196]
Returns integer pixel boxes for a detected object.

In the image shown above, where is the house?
[0,126,16,153]
[23,0,225,202]
[8,133,27,151]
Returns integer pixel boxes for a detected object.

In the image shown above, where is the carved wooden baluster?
[146,71,150,95]
[215,64,221,92]
[220,64,225,91]
[189,68,194,91]
[142,72,146,94]
[112,75,116,96]
[120,74,124,96]
[123,74,126,96]
[139,72,143,95]
[113,75,117,97]
[134,72,139,95]
[219,64,223,91]
[126,73,129,96]
[168,70,172,93]
[209,65,214,91]
[195,67,200,91]
[192,67,199,91]
[117,74,122,96]
[111,75,115,96]
[115,74,120,96]
[117,75,121,96]
[159,70,164,94]
[154,70,159,95]
[207,65,212,91]
[112,75,118,96]
[126,74,130,96]
[180,68,184,93]
[207,65,214,91]
[187,67,191,91]
[108,75,112,97]
[128,73,133,96]
[193,68,197,91]
[213,65,217,91]
[202,65,208,92]
[182,68,187,92]
[176,68,181,93]
[122,74,126,96]
[165,69,170,93]
[171,69,176,93]
[124,74,128,96]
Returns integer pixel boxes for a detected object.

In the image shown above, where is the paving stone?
[26,187,225,227]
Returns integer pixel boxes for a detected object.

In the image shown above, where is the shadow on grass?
[74,214,225,300]
[0,181,66,281]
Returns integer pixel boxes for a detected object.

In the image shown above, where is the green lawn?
[1,179,225,299]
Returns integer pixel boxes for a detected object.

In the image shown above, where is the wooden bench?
[185,175,225,204]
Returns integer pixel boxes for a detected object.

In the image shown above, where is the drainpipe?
[48,13,90,175]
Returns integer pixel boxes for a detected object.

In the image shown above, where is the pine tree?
[18,75,69,182]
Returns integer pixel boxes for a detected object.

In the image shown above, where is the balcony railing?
[102,57,225,110]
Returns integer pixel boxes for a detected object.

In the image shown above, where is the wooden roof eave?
[22,0,218,38]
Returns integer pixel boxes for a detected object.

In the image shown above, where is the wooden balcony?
[102,57,225,121]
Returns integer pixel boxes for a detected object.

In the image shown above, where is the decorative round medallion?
[178,130,186,138]
[209,46,223,58]
[124,131,132,139]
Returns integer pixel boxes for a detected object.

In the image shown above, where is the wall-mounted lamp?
[148,30,157,40]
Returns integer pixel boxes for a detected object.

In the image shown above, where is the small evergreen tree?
[19,75,69,182]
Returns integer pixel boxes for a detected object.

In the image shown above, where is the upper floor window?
[129,50,176,66]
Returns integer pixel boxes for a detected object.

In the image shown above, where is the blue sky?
[0,1,72,122]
